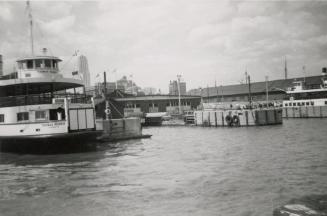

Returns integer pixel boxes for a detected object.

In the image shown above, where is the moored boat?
[0,54,102,153]
[0,1,104,153]
[282,69,327,118]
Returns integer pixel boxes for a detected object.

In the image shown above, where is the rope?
[59,51,79,72]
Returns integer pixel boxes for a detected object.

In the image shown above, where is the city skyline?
[1,1,327,93]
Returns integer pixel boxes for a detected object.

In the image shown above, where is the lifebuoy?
[232,115,240,126]
[105,109,111,115]
[225,115,233,126]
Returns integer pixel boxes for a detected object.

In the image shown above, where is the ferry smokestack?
[42,48,48,55]
[322,67,327,76]
[0,55,3,76]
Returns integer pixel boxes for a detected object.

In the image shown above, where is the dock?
[283,106,327,118]
[194,108,283,127]
[96,117,152,141]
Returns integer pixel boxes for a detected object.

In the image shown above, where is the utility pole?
[103,71,107,97]
[303,65,306,84]
[207,85,209,103]
[215,79,219,102]
[248,75,252,109]
[104,71,110,120]
[111,69,117,90]
[199,88,203,104]
[177,75,182,114]
[245,68,248,84]
[265,76,269,106]
[284,56,288,80]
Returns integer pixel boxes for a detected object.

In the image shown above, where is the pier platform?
[194,108,283,127]
[96,118,151,141]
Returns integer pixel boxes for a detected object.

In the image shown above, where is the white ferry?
[0,54,102,153]
[0,2,103,153]
[282,75,327,118]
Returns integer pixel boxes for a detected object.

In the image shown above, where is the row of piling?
[194,109,283,127]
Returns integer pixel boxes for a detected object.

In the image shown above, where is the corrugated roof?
[188,75,325,97]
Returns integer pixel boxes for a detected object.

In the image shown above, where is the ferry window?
[136,104,140,108]
[306,102,309,106]
[284,104,288,107]
[22,62,27,69]
[35,110,46,120]
[25,73,31,78]
[17,63,23,69]
[49,108,65,120]
[302,102,305,106]
[0,114,4,123]
[52,60,57,68]
[311,101,314,106]
[17,112,29,121]
[27,60,33,69]
[297,102,301,106]
[293,103,296,106]
[289,103,292,106]
[325,101,327,105]
[44,59,51,68]
[35,59,42,68]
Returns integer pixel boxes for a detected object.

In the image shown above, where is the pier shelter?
[188,75,325,104]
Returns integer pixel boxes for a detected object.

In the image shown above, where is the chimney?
[42,48,48,55]
[0,55,3,76]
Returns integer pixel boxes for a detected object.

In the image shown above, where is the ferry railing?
[0,95,52,107]
[0,93,93,108]
[52,93,93,104]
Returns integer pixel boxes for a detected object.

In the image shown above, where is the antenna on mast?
[245,67,248,84]
[26,0,34,56]
[284,56,288,80]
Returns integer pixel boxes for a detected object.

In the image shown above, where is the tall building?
[117,76,140,95]
[169,80,186,95]
[93,82,125,96]
[78,55,91,87]
[142,87,157,95]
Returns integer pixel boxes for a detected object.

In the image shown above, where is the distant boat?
[142,112,167,126]
[282,77,327,118]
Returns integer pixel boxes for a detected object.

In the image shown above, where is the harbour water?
[0,119,327,216]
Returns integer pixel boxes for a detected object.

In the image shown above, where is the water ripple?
[0,119,327,216]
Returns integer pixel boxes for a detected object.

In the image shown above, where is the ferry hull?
[283,106,327,118]
[0,130,103,154]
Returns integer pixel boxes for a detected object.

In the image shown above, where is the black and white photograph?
[0,0,327,215]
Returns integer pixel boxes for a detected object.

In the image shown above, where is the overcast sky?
[1,0,327,93]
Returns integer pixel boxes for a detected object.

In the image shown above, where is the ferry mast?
[26,0,34,56]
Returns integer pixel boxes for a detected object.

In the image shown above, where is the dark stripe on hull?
[0,131,103,154]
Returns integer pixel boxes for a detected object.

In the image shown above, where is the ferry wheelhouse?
[0,54,101,153]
